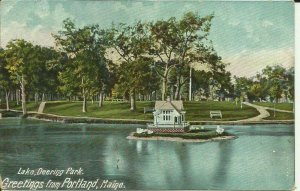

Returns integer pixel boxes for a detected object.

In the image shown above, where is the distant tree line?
[234,66,294,103]
[0,12,294,114]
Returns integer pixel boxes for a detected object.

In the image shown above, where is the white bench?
[210,110,222,119]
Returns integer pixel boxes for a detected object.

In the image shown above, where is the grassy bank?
[0,101,40,112]
[265,110,294,120]
[40,101,259,121]
[2,100,295,121]
[253,102,293,111]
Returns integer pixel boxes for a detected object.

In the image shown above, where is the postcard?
[0,0,295,190]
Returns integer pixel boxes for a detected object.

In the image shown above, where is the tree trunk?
[82,94,87,113]
[99,92,104,107]
[42,93,45,102]
[21,75,27,115]
[34,92,38,103]
[162,76,167,101]
[5,91,10,111]
[82,77,87,113]
[130,91,136,111]
[175,76,181,100]
[189,67,192,101]
[161,65,170,101]
[16,90,19,105]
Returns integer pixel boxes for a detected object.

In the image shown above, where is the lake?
[0,118,294,190]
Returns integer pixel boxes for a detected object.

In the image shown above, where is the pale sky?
[0,0,294,77]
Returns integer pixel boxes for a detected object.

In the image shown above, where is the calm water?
[0,118,294,190]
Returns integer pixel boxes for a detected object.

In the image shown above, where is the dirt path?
[238,102,293,122]
[238,102,270,122]
[38,102,46,113]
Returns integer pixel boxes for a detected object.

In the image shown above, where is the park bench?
[210,110,222,119]
[144,107,154,114]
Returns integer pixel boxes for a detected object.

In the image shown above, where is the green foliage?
[4,39,35,82]
[0,48,15,94]
[117,57,160,96]
[0,110,22,117]
[148,12,215,100]
[106,21,157,110]
[54,19,109,112]
[234,65,294,102]
[191,52,233,101]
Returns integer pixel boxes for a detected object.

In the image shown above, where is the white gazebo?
[147,98,189,131]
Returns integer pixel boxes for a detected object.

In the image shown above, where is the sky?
[0,0,294,77]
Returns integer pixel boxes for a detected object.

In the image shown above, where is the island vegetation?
[127,128,236,143]
[0,12,294,121]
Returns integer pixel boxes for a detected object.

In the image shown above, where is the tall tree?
[285,67,294,102]
[54,19,107,112]
[117,57,160,111]
[148,12,214,100]
[27,45,61,102]
[3,39,36,115]
[234,76,253,101]
[107,21,151,111]
[0,48,15,110]
[262,65,287,102]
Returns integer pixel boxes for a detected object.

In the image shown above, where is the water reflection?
[213,141,233,186]
[0,119,294,190]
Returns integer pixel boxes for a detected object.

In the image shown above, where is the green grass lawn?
[0,101,40,112]
[265,110,294,120]
[253,102,293,111]
[44,101,155,120]
[41,100,259,121]
[185,101,259,121]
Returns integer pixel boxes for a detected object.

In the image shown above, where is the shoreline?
[0,110,295,125]
[127,132,237,143]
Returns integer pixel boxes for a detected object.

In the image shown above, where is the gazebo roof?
[155,100,184,113]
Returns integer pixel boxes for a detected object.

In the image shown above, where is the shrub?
[132,130,233,140]
[1,110,21,117]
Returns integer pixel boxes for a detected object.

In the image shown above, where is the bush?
[133,132,153,137]
[132,130,232,139]
[1,110,21,117]
[188,129,211,133]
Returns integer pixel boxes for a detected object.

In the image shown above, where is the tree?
[262,65,286,103]
[234,76,253,101]
[117,57,160,111]
[27,45,61,103]
[107,21,151,111]
[286,67,294,102]
[191,69,211,100]
[148,12,214,100]
[3,39,37,115]
[54,19,107,112]
[191,52,233,101]
[0,48,15,110]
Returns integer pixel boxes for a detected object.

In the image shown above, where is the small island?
[127,128,236,143]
